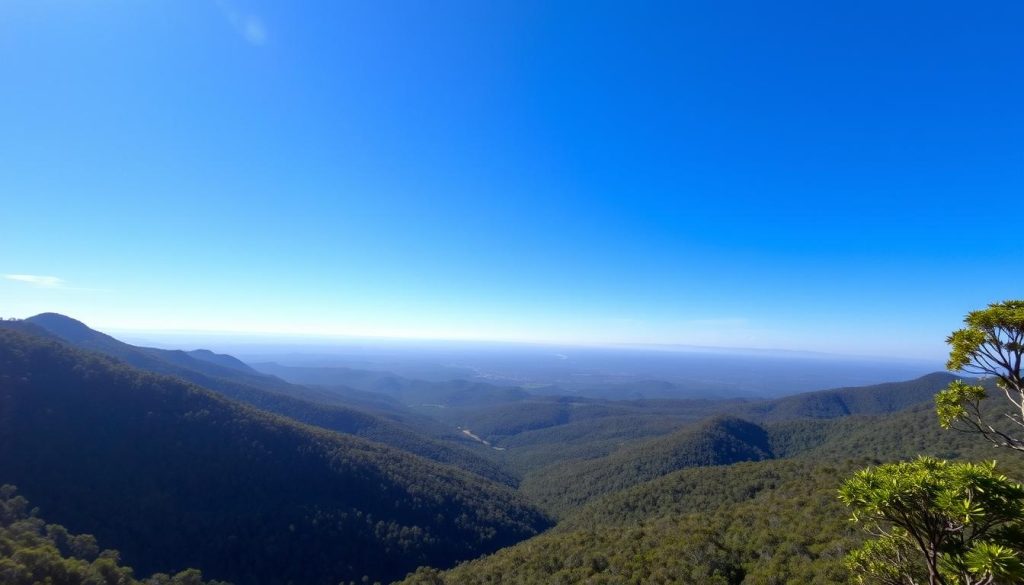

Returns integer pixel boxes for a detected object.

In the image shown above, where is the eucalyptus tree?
[936,300,1024,451]
[839,457,1024,585]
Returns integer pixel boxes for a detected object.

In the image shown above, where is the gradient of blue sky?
[1,1,1021,359]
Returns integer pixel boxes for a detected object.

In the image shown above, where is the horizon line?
[107,325,942,364]
[8,313,944,364]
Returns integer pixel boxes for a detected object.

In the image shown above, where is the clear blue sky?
[1,1,1021,359]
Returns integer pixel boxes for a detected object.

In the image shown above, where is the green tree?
[839,457,1024,585]
[936,300,1024,451]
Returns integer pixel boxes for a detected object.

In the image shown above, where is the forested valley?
[2,302,1022,585]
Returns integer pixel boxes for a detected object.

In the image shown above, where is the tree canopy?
[936,300,1024,450]
[839,457,1024,585]
[0,484,226,585]
[840,300,1024,585]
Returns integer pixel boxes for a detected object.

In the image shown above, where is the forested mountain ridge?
[254,361,531,407]
[25,313,291,393]
[0,315,977,585]
[516,372,972,515]
[401,459,862,585]
[735,371,958,422]
[397,386,1024,584]
[5,314,514,485]
[519,416,774,515]
[185,348,259,373]
[0,328,551,585]
[480,372,955,483]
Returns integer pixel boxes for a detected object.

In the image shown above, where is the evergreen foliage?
[739,372,958,422]
[399,460,861,584]
[395,372,1024,583]
[520,417,773,515]
[5,310,1017,585]
[839,457,1024,585]
[0,328,550,585]
[8,315,514,485]
[936,300,1024,451]
[0,484,225,585]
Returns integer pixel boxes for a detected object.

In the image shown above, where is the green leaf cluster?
[938,301,1024,449]
[935,380,987,429]
[839,457,1024,585]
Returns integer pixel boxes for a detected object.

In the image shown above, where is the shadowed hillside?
[0,328,550,585]
[7,315,514,485]
[0,485,227,585]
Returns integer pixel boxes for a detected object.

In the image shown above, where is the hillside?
[519,416,774,515]
[0,485,226,585]
[401,459,861,585]
[253,362,531,407]
[396,385,1024,584]
[6,315,514,485]
[513,374,960,515]
[186,348,259,373]
[0,317,991,584]
[0,328,550,585]
[736,372,958,422]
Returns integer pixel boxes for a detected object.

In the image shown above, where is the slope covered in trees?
[0,484,225,585]
[0,328,550,585]
[514,374,964,516]
[397,394,1024,584]
[401,459,861,584]
[6,315,513,485]
[400,374,956,478]
[519,417,774,515]
[254,362,531,407]
[734,372,959,422]
[0,314,989,585]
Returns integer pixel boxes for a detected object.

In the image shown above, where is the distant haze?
[120,332,941,398]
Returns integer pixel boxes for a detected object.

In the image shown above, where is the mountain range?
[0,313,984,584]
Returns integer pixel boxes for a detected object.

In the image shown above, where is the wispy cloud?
[4,274,65,288]
[3,274,112,293]
[216,0,268,46]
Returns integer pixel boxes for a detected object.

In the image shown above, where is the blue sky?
[1,1,1021,359]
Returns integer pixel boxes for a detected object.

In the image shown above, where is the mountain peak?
[26,313,110,343]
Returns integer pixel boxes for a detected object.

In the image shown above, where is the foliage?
[6,311,1017,585]
[936,300,1024,451]
[0,328,550,585]
[769,401,1010,464]
[398,459,860,584]
[497,410,725,475]
[839,457,1024,585]
[0,484,226,585]
[740,373,958,423]
[495,374,957,477]
[519,417,773,515]
[396,371,1024,584]
[13,314,515,485]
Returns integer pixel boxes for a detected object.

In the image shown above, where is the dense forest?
[398,396,1024,584]
[12,315,514,485]
[520,416,775,515]
[0,327,549,584]
[0,484,225,585]
[397,301,1024,584]
[2,304,1021,585]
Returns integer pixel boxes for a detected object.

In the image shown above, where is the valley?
[4,5,1019,583]
[0,313,1002,584]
